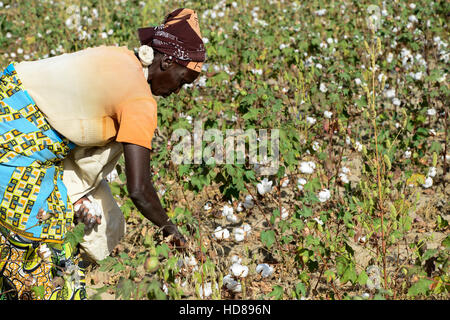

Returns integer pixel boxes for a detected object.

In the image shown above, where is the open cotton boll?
[422,177,433,188]
[105,168,119,182]
[427,167,437,178]
[318,189,331,203]
[226,213,239,223]
[230,263,249,278]
[222,205,234,217]
[233,227,246,242]
[243,195,254,209]
[338,172,349,184]
[230,255,242,264]
[242,223,251,234]
[213,226,230,240]
[198,282,217,299]
[204,202,212,211]
[281,207,289,220]
[299,161,316,174]
[256,264,274,278]
[323,110,333,119]
[297,178,307,191]
[184,255,198,267]
[223,275,242,292]
[236,202,244,212]
[257,178,273,195]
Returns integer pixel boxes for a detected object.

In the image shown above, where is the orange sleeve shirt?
[15,46,157,149]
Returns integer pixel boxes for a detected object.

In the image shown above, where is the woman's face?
[149,57,199,97]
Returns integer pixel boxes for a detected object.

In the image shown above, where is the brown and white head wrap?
[137,8,206,73]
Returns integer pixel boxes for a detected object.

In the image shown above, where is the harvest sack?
[62,142,126,261]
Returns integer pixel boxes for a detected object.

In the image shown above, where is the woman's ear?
[160,54,174,71]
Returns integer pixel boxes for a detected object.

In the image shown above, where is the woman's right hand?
[73,196,102,230]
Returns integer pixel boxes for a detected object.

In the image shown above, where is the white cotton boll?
[233,227,245,242]
[242,223,251,234]
[387,52,394,63]
[299,161,316,174]
[392,98,401,106]
[236,202,244,212]
[204,202,212,211]
[324,110,333,119]
[230,263,249,278]
[256,264,274,278]
[413,71,423,80]
[198,282,216,298]
[355,78,362,86]
[318,189,331,203]
[408,15,418,23]
[222,205,234,217]
[339,172,349,184]
[404,150,411,159]
[105,168,119,182]
[230,255,242,264]
[223,275,242,292]
[306,116,316,125]
[257,178,273,195]
[355,141,363,152]
[243,195,254,209]
[319,83,328,93]
[384,89,396,99]
[184,255,198,267]
[422,177,433,188]
[427,108,436,116]
[341,166,350,174]
[281,178,290,187]
[427,167,437,178]
[226,213,239,223]
[315,9,327,16]
[281,207,289,220]
[313,217,324,225]
[213,226,230,240]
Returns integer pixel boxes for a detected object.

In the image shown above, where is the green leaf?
[407,278,433,296]
[442,235,450,249]
[295,282,306,297]
[268,285,283,300]
[260,230,276,249]
[64,223,85,248]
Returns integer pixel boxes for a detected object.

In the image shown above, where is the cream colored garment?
[62,142,126,261]
[15,46,158,149]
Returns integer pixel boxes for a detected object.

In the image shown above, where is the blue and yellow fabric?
[0,63,86,300]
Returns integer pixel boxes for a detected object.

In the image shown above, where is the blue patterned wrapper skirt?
[0,63,87,300]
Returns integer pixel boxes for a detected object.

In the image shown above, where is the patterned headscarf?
[138,8,205,73]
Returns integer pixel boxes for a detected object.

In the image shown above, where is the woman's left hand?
[73,196,102,230]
